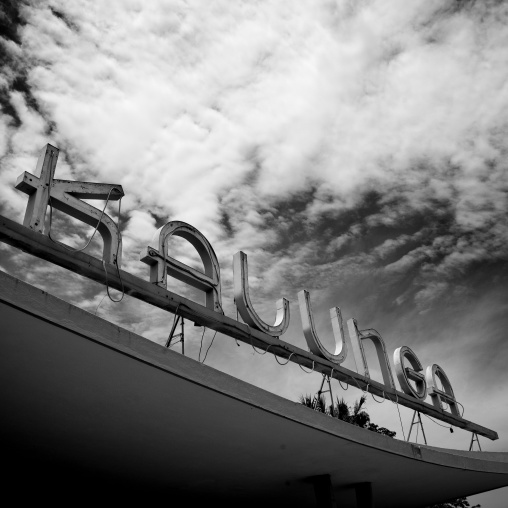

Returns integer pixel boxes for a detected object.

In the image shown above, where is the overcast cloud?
[1,1,508,504]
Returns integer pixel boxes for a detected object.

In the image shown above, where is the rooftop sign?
[1,143,497,442]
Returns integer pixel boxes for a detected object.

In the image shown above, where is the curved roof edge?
[1,269,507,507]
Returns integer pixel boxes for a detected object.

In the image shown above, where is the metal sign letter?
[347,319,395,389]
[297,290,347,364]
[140,221,222,312]
[394,346,427,400]
[426,364,460,417]
[15,144,124,266]
[233,251,290,336]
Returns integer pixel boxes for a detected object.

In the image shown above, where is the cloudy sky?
[1,0,508,504]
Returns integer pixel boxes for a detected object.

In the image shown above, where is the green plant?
[299,393,396,438]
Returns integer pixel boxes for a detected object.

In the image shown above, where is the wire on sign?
[298,360,315,374]
[274,352,294,366]
[94,293,108,315]
[234,307,241,347]
[168,339,182,349]
[349,374,370,395]
[385,392,406,441]
[106,193,125,302]
[371,391,386,404]
[248,325,269,355]
[422,413,454,433]
[48,188,126,303]
[48,189,115,254]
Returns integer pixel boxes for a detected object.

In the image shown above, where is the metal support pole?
[166,314,180,348]
[181,317,185,355]
[407,411,427,445]
[166,315,185,355]
[317,374,334,410]
[469,432,482,451]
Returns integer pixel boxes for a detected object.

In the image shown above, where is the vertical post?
[309,474,337,508]
[181,317,185,355]
[21,144,59,233]
[355,482,373,508]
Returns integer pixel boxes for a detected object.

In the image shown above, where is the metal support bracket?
[407,411,427,445]
[469,432,482,451]
[317,373,334,410]
[166,315,185,355]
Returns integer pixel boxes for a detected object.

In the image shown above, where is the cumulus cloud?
[1,2,508,473]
